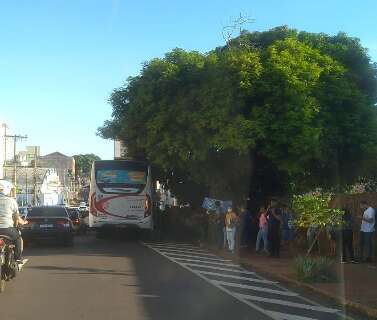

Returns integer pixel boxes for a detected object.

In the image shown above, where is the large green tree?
[73,154,101,180]
[99,26,377,205]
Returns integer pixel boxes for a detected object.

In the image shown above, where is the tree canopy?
[99,26,377,205]
[73,154,101,180]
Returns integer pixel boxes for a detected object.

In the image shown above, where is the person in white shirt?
[0,180,28,263]
[359,200,375,263]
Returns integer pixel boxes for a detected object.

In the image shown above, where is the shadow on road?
[24,230,147,257]
[28,265,135,276]
[21,232,266,320]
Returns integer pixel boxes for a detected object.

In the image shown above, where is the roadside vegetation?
[99,26,377,205]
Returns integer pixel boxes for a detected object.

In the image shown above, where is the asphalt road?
[0,233,360,320]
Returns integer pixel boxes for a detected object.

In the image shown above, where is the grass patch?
[293,256,337,283]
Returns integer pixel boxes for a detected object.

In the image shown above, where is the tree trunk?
[306,230,320,256]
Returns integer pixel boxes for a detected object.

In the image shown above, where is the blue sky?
[1,0,376,160]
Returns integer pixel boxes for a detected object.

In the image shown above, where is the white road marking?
[149,242,199,248]
[197,271,278,285]
[266,311,317,320]
[147,244,209,254]
[235,293,339,313]
[142,242,279,319]
[152,247,220,257]
[143,242,345,320]
[183,263,254,274]
[213,280,299,297]
[173,257,239,267]
[159,251,232,262]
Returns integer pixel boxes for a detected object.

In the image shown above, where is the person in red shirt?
[256,206,269,254]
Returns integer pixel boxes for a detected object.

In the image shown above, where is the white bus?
[88,160,153,234]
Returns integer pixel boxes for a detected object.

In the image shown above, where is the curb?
[205,246,377,320]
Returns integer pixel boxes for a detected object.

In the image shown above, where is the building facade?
[38,152,75,187]
[17,146,40,166]
[0,122,6,180]
[114,140,127,159]
[3,166,64,206]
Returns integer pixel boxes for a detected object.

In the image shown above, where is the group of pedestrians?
[254,199,292,257]
[215,199,293,257]
[339,200,376,263]
[214,197,376,262]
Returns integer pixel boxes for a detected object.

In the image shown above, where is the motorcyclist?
[0,180,28,266]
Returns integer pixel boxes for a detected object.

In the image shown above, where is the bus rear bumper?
[90,216,153,230]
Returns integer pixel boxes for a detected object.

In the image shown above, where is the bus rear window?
[96,169,146,185]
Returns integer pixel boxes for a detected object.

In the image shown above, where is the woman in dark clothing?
[267,200,283,257]
[215,201,226,249]
[341,208,357,263]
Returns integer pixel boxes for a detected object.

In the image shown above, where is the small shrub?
[293,256,337,283]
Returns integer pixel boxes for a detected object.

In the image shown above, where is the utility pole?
[2,123,9,178]
[5,134,27,190]
[33,146,37,206]
[25,170,28,205]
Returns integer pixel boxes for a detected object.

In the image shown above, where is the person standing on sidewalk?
[225,207,238,254]
[341,208,357,263]
[267,200,283,258]
[359,201,375,263]
[240,206,252,248]
[215,201,226,250]
[256,206,269,254]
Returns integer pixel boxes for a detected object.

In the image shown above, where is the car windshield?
[27,207,68,218]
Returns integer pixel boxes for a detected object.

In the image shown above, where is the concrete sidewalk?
[210,246,377,319]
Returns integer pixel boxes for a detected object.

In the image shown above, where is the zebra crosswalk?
[142,242,348,320]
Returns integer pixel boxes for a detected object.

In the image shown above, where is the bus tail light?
[144,195,152,218]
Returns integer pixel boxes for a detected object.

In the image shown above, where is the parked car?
[22,206,74,246]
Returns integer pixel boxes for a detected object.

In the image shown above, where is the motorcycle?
[0,235,19,293]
